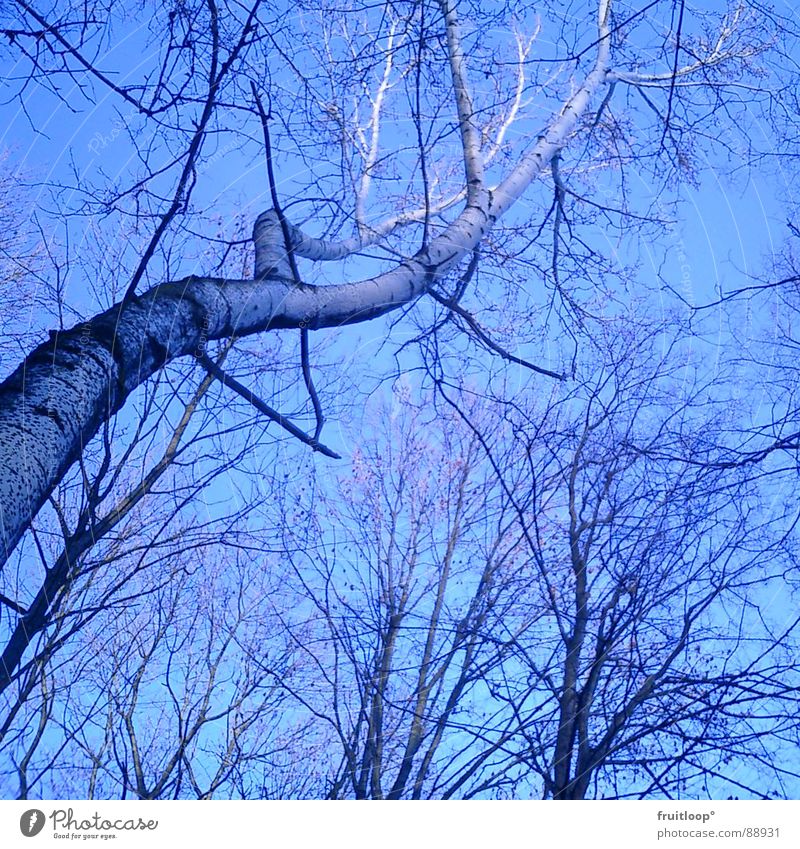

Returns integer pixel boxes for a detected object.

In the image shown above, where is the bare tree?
[494,319,800,799]
[258,396,548,799]
[0,0,779,564]
[2,544,319,799]
[1,0,799,800]
[225,321,800,799]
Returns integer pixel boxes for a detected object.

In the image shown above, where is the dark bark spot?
[145,334,170,367]
[31,404,66,433]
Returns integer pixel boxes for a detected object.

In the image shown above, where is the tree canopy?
[1,0,800,799]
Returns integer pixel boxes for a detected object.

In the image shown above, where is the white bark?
[0,3,614,570]
[354,21,401,239]
[439,0,486,204]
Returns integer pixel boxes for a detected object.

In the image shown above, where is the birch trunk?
[0,7,611,570]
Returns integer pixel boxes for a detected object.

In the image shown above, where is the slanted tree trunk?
[0,1,612,570]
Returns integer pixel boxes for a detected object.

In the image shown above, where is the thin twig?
[660,0,686,152]
[250,80,302,284]
[301,328,325,441]
[428,289,564,380]
[122,0,225,304]
[251,80,327,442]
[199,353,341,458]
[0,593,27,616]
[551,152,566,289]
[691,275,800,311]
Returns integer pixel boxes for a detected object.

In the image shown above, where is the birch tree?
[0,0,780,567]
[1,0,798,800]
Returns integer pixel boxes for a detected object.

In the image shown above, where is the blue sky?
[1,0,799,799]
